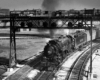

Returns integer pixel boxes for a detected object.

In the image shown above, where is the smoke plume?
[42,0,60,11]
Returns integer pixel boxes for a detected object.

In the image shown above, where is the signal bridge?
[0,8,100,29]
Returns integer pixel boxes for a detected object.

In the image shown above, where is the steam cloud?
[42,0,60,11]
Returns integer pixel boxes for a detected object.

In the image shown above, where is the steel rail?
[33,46,88,80]
[66,43,99,80]
[33,50,77,80]
[77,45,100,80]
[66,47,90,80]
[5,54,43,80]
[32,41,92,80]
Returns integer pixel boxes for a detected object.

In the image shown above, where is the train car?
[71,31,87,49]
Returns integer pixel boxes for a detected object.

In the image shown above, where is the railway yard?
[0,2,100,80]
[0,28,100,80]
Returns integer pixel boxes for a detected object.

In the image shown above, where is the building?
[0,8,10,16]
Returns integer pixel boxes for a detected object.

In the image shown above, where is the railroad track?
[29,45,90,80]
[65,43,100,80]
[5,54,43,80]
[5,42,96,80]
[19,48,78,80]
[33,71,55,80]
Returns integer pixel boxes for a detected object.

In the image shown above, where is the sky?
[0,0,100,10]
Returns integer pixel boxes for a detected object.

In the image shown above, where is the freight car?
[42,31,88,70]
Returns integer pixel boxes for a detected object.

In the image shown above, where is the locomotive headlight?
[68,22,73,27]
[48,51,52,55]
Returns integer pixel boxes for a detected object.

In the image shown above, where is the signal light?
[27,21,33,31]
[78,22,83,28]
[51,22,57,28]
[68,22,73,27]
[43,21,57,28]
[43,21,48,28]
[20,22,25,27]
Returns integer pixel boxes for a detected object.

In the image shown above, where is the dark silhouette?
[20,22,25,28]
[27,21,33,31]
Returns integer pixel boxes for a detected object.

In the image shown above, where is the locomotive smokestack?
[42,0,60,11]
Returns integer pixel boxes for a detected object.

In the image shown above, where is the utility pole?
[89,8,95,79]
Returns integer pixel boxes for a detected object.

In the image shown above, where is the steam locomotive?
[42,30,88,69]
